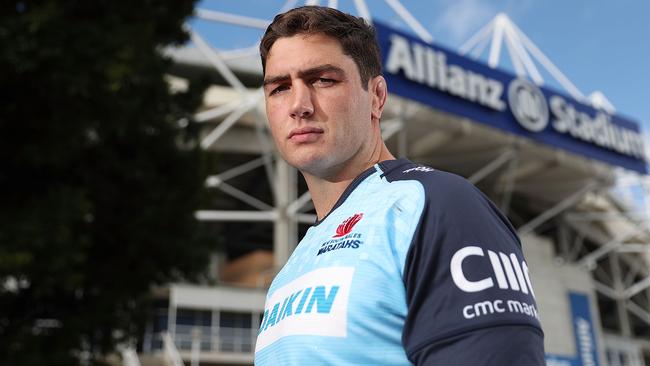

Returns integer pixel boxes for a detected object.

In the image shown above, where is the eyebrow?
[263,64,346,87]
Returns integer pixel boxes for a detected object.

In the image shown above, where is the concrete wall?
[522,233,606,364]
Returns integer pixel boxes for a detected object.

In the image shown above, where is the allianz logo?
[386,33,506,112]
[451,246,535,297]
[385,33,646,161]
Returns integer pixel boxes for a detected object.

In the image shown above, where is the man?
[255,6,544,365]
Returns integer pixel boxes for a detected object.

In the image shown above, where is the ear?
[370,75,387,123]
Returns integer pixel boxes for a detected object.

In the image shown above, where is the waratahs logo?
[316,213,364,256]
[333,213,363,238]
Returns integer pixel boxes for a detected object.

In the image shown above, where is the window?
[177,309,212,327]
[219,311,254,352]
[174,309,213,351]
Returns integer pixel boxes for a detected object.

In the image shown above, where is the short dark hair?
[260,6,381,89]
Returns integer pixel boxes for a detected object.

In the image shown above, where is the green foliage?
[0,1,212,364]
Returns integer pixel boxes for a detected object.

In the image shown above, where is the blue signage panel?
[375,22,647,174]
[569,292,600,366]
[545,355,580,366]
[545,292,601,366]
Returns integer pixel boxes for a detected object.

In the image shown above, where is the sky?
[192,0,650,133]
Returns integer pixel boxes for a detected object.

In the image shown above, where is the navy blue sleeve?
[387,165,545,365]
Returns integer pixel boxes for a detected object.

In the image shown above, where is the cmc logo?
[508,77,549,132]
[451,246,535,297]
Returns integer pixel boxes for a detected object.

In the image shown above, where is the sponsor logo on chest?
[255,267,354,352]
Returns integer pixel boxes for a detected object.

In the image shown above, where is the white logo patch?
[255,267,354,352]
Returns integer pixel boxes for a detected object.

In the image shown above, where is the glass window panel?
[220,311,252,328]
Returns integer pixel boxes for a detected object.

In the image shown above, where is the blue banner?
[545,292,600,365]
[375,22,647,174]
[569,292,600,366]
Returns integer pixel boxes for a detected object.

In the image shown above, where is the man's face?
[263,33,375,179]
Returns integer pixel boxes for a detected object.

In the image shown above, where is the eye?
[269,84,289,96]
[314,77,336,86]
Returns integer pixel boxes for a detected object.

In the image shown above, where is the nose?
[289,83,314,119]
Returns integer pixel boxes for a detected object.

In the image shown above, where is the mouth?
[288,127,324,142]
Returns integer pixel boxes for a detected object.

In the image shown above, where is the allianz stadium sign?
[375,22,647,174]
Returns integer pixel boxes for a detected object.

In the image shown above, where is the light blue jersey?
[255,159,544,365]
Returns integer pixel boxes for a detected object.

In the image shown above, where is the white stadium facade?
[126,2,650,366]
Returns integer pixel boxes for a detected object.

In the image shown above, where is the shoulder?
[381,158,477,192]
[379,159,492,217]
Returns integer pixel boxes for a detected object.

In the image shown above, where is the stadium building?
[127,2,650,366]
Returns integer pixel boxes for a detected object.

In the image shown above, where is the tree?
[0,1,212,364]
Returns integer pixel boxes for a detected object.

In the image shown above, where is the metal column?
[273,158,298,268]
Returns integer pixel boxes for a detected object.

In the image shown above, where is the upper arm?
[400,172,545,365]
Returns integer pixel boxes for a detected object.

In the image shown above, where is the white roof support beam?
[287,191,314,215]
[568,231,587,262]
[296,213,318,224]
[610,253,633,336]
[617,244,650,253]
[195,210,277,222]
[593,279,621,300]
[280,0,300,13]
[189,28,247,94]
[196,89,261,124]
[594,264,613,286]
[487,16,505,68]
[499,153,519,216]
[496,159,553,186]
[468,149,514,184]
[195,9,270,29]
[502,29,526,77]
[194,98,242,123]
[557,222,572,261]
[502,25,544,84]
[626,301,650,327]
[195,209,314,225]
[218,45,261,61]
[471,35,492,61]
[518,181,600,236]
[462,13,585,100]
[578,224,650,268]
[512,24,585,100]
[623,259,643,286]
[410,130,454,157]
[252,107,277,194]
[353,0,372,24]
[200,97,259,149]
[625,276,650,299]
[208,156,267,184]
[274,158,298,267]
[459,19,495,56]
[384,0,433,43]
[213,180,274,211]
[564,211,650,221]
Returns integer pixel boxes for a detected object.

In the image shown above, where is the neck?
[304,141,394,220]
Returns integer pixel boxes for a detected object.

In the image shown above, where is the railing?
[151,325,257,355]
